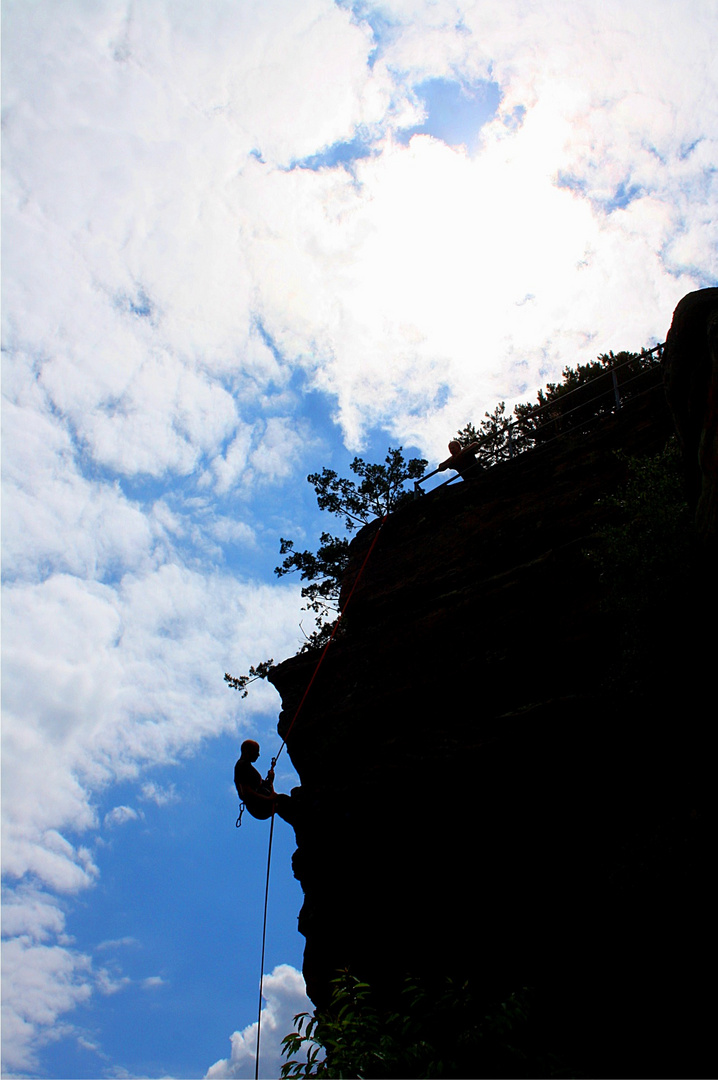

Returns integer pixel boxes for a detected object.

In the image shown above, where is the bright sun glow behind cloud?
[2,0,717,1076]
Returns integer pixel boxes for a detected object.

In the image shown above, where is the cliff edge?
[268,289,716,1078]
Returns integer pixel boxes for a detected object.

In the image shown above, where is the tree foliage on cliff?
[280,970,564,1079]
[454,348,662,464]
[225,448,427,694]
[303,449,428,531]
[273,448,426,641]
[576,436,696,703]
[455,401,524,467]
[227,345,662,693]
[272,447,423,639]
[590,437,692,604]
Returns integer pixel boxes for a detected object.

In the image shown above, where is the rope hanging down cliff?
[235,511,388,826]
[240,514,388,1080]
[253,810,275,1080]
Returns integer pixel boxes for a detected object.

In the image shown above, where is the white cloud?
[103,805,141,828]
[95,936,141,952]
[1,938,93,1074]
[209,415,317,495]
[205,965,312,1080]
[1,887,68,944]
[1,381,157,583]
[6,0,714,470]
[247,417,315,483]
[220,0,716,454]
[139,781,178,807]
[245,135,710,456]
[0,0,392,489]
[95,968,132,997]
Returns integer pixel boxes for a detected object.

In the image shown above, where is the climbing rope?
[255,808,275,1080]
[248,511,388,1080]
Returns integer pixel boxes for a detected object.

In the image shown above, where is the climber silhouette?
[234,739,296,824]
[438,439,480,481]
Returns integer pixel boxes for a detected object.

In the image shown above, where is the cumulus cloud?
[1,384,156,584]
[139,781,178,807]
[95,936,141,952]
[205,965,312,1080]
[1,937,93,1074]
[103,805,141,828]
[1,0,389,486]
[1,887,69,944]
[2,566,306,880]
[95,968,132,997]
[240,0,717,453]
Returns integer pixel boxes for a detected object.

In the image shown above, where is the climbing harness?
[241,512,388,1080]
[235,770,279,826]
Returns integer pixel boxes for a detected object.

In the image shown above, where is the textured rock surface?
[663,286,718,545]
[268,301,713,1077]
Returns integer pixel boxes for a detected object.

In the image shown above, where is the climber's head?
[240,739,260,761]
[448,440,461,456]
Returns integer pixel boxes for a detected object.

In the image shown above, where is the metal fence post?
[612,368,622,411]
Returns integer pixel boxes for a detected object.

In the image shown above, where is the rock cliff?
[268,289,715,1078]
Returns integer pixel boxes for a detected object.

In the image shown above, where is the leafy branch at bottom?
[279,969,561,1079]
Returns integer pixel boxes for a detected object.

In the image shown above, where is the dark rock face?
[268,301,713,1077]
[663,286,718,545]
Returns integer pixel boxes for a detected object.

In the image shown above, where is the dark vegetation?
[583,436,697,704]
[274,448,428,645]
[224,448,427,694]
[454,348,662,466]
[225,346,663,694]
[280,971,566,1079]
[587,436,693,612]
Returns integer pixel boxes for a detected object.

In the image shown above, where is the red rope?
[251,515,387,1080]
[273,513,387,765]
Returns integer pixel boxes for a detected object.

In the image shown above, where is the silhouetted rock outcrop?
[663,286,718,545]
[268,290,714,1078]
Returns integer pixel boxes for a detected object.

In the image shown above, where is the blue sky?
[34,735,305,1079]
[2,1,717,1077]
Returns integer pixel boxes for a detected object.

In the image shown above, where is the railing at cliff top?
[414,343,666,496]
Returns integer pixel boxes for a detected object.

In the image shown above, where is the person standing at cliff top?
[234,739,297,824]
[438,440,481,481]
